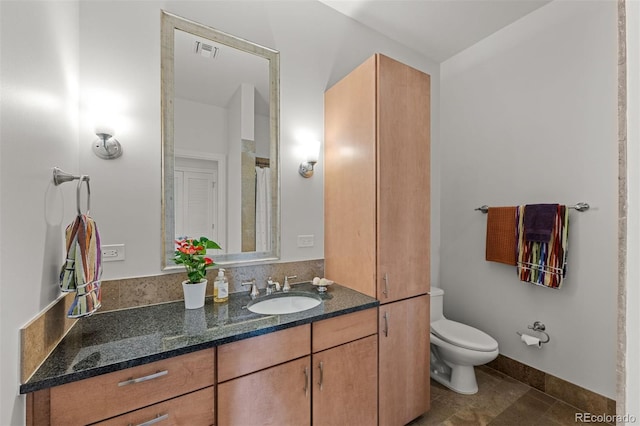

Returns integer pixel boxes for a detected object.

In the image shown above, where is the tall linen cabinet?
[324,54,431,426]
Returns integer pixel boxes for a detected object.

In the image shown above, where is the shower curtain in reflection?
[255,166,271,252]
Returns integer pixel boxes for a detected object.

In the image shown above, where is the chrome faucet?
[266,276,282,295]
[266,277,275,295]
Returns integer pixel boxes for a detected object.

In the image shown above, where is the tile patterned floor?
[408,366,612,426]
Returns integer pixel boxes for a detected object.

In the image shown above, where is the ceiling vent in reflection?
[194,41,219,59]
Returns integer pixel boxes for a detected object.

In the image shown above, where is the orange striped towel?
[485,206,517,265]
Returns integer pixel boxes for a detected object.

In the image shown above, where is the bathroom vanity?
[21,282,378,425]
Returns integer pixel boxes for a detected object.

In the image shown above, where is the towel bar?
[475,202,589,213]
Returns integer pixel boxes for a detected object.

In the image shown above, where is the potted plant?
[174,236,221,309]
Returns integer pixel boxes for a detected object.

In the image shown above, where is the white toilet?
[429,286,499,394]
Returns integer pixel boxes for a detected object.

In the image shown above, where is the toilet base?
[430,364,478,395]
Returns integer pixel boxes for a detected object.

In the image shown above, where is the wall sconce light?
[92,127,122,159]
[298,139,320,178]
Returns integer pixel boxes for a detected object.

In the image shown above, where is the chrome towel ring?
[76,175,90,215]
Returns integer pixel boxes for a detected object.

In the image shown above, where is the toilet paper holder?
[516,321,550,344]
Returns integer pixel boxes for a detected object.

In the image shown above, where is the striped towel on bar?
[515,205,569,289]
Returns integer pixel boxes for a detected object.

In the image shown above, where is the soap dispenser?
[214,268,229,303]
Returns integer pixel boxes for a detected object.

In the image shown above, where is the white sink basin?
[247,293,322,315]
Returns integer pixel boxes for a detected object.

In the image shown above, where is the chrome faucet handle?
[241,279,259,299]
[283,275,297,292]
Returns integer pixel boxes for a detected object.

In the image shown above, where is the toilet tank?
[430,287,445,322]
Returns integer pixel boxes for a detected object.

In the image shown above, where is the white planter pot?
[182,279,207,309]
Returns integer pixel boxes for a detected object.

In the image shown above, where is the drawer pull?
[383,273,389,297]
[118,370,168,387]
[318,361,324,391]
[383,312,389,337]
[129,413,169,426]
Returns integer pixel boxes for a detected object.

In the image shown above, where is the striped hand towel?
[516,205,569,289]
[60,214,102,317]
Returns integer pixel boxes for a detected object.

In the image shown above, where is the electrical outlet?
[102,244,125,262]
[297,235,314,248]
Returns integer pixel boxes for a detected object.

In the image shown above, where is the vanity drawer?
[50,349,215,425]
[94,386,215,426]
[217,324,310,382]
[312,308,378,352]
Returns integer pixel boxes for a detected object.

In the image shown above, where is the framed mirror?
[161,11,280,269]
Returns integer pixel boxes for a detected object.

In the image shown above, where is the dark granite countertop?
[20,282,378,394]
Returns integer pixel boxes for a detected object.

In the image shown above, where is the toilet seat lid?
[431,319,498,352]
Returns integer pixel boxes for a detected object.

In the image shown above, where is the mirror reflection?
[161,11,280,269]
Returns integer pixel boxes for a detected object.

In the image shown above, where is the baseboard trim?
[487,354,616,416]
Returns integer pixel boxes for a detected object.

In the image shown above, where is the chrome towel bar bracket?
[53,167,91,215]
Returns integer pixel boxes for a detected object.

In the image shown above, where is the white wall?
[440,1,618,398]
[174,97,228,154]
[76,0,440,276]
[626,0,639,419]
[0,2,80,425]
[0,1,440,424]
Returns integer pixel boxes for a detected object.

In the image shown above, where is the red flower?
[173,236,221,283]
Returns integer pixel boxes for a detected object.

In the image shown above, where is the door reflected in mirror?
[161,11,280,269]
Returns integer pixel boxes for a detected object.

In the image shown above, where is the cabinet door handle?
[303,366,309,396]
[383,273,389,297]
[383,312,389,337]
[318,361,324,391]
[118,370,168,387]
[129,413,169,426]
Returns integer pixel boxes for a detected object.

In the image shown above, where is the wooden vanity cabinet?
[324,53,431,425]
[27,349,216,426]
[217,309,378,426]
[28,309,379,426]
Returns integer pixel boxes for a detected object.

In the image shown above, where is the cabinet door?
[376,54,431,303]
[217,356,311,426]
[324,55,378,298]
[379,295,430,426]
[312,335,378,426]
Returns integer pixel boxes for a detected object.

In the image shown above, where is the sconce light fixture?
[298,139,321,178]
[92,127,122,159]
